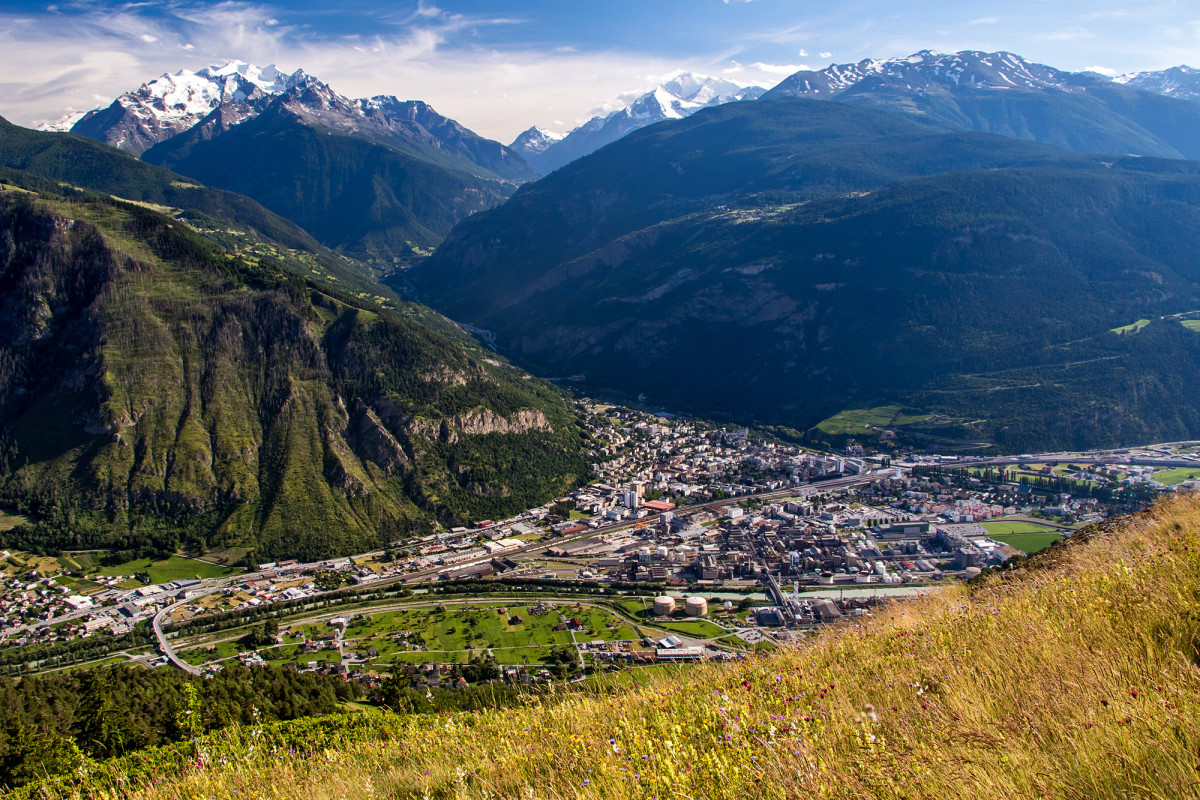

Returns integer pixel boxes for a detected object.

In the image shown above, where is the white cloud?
[819,51,833,58]
[1084,65,1118,76]
[724,61,809,85]
[1039,27,1095,42]
[797,49,808,57]
[969,17,999,26]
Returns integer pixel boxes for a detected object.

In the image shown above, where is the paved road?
[153,598,202,676]
[956,455,1200,469]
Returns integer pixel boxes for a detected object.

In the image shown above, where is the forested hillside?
[411,98,1200,450]
[0,117,392,298]
[0,185,588,562]
[142,102,519,267]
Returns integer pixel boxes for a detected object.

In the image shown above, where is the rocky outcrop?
[349,406,409,475]
[409,408,551,444]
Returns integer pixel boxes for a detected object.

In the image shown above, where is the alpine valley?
[6,28,1200,800]
[7,48,1200,558]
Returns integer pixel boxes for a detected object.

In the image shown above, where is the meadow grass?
[1110,318,1152,334]
[1149,467,1200,486]
[988,532,1065,554]
[815,404,932,435]
[980,520,1055,535]
[92,556,236,584]
[14,495,1200,799]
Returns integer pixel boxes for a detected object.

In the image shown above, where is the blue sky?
[1,0,1198,142]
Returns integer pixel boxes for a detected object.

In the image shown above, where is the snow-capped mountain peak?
[197,61,300,94]
[509,126,564,156]
[661,72,747,104]
[1115,65,1200,102]
[126,61,303,118]
[59,61,309,154]
[515,71,762,175]
[764,49,1076,100]
[630,86,703,121]
[40,110,88,133]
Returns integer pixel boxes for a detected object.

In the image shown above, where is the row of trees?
[0,663,360,788]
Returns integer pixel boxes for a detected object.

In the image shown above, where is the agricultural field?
[2,550,69,578]
[653,619,729,639]
[1147,467,1200,486]
[88,555,238,584]
[341,603,640,654]
[815,405,931,435]
[616,598,650,617]
[172,601,650,671]
[987,532,1065,554]
[1111,318,1152,334]
[0,509,30,532]
[981,521,1058,536]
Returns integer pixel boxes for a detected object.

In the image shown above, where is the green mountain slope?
[0,117,393,300]
[0,185,588,562]
[836,84,1195,158]
[409,99,1106,308]
[0,117,316,251]
[143,108,517,267]
[411,99,1200,451]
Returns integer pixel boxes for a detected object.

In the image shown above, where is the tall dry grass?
[41,496,1200,799]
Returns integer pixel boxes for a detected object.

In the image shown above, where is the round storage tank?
[963,566,983,580]
[653,596,676,616]
[685,597,709,617]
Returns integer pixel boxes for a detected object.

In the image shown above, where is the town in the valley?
[0,401,1190,686]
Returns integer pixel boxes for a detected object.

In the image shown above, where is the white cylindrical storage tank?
[874,560,887,576]
[657,546,670,559]
[653,596,676,616]
[856,572,873,584]
[723,600,733,612]
[963,566,983,580]
[685,597,709,617]
[820,572,834,585]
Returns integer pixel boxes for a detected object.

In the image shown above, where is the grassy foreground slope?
[22,495,1200,799]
